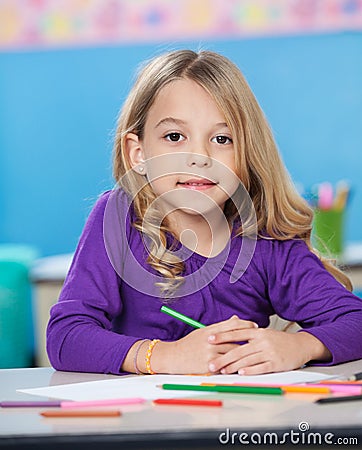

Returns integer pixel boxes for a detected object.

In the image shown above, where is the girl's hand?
[207,328,332,375]
[151,315,257,374]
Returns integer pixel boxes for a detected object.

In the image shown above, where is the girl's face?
[127,78,239,218]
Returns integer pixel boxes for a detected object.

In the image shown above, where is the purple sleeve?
[46,192,140,374]
[266,240,362,365]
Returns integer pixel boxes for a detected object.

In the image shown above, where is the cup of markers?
[309,181,351,259]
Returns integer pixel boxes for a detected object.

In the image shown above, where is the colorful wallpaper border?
[1,0,362,50]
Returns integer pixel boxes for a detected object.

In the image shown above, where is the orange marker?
[281,386,330,394]
[41,410,121,418]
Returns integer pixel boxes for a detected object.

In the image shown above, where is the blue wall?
[0,32,361,256]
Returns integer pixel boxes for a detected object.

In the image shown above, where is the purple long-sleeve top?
[47,189,362,374]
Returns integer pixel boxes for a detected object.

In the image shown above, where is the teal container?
[0,245,38,368]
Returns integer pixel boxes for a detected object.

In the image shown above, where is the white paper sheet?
[18,370,331,401]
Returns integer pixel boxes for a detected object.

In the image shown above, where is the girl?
[47,50,362,376]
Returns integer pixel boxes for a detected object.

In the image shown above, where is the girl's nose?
[186,152,212,168]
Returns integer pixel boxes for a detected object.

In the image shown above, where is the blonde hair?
[113,49,352,295]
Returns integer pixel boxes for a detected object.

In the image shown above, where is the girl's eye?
[212,135,233,145]
[164,132,185,142]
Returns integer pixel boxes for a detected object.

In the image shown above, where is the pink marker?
[60,397,145,408]
[318,182,334,210]
[300,384,361,395]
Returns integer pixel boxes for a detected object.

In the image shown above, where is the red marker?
[153,398,222,407]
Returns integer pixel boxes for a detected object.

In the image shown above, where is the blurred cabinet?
[31,254,72,367]
[342,242,362,295]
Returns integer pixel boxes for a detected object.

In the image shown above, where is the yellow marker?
[333,181,350,211]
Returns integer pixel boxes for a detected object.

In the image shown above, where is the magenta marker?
[0,401,61,408]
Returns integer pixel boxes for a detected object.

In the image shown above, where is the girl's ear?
[124,133,147,175]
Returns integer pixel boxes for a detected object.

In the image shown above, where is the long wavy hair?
[113,49,352,295]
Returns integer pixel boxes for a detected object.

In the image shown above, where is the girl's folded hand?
[207,327,331,375]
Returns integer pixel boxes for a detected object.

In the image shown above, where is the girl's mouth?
[177,179,217,190]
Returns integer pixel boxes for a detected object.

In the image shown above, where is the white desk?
[0,361,361,449]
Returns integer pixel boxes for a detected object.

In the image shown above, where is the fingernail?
[238,369,245,375]
[253,323,259,328]
[208,335,215,342]
[209,363,216,372]
[220,368,226,374]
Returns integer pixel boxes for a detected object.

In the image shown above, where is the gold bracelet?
[133,339,148,375]
[145,339,160,375]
